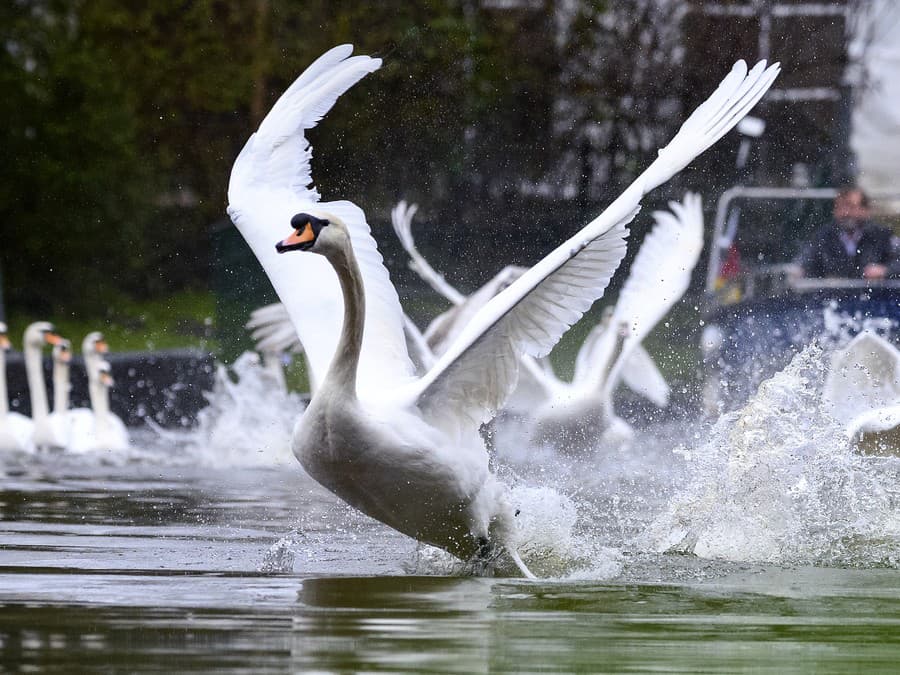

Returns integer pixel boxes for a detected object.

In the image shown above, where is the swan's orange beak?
[276,221,316,254]
[0,334,9,351]
[45,332,63,346]
[95,340,109,354]
[100,370,114,387]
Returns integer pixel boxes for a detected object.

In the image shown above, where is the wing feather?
[604,192,705,395]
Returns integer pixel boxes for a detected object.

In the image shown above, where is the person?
[794,186,900,280]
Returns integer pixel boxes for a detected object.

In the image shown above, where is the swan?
[24,322,68,449]
[76,332,130,452]
[823,331,900,454]
[227,44,778,576]
[246,303,300,392]
[523,193,706,452]
[50,338,97,451]
[389,198,685,417]
[0,322,35,453]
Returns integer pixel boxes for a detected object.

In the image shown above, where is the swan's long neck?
[25,341,49,422]
[0,349,8,420]
[53,358,70,413]
[85,356,102,412]
[600,327,630,402]
[93,381,111,429]
[322,236,365,396]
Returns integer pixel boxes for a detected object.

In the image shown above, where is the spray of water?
[158,351,305,467]
[640,343,899,567]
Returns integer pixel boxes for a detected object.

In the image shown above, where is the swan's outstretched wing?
[247,303,303,354]
[603,191,705,395]
[402,314,436,375]
[391,201,466,305]
[228,46,415,392]
[409,61,779,430]
[619,344,670,407]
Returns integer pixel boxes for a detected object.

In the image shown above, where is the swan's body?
[24,322,69,450]
[524,193,706,452]
[0,323,34,453]
[227,45,778,574]
[823,331,900,453]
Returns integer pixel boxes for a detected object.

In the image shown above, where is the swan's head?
[24,321,62,350]
[83,331,108,357]
[275,213,334,254]
[0,322,9,351]
[98,361,115,388]
[53,339,73,364]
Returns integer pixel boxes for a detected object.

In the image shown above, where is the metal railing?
[705,186,900,294]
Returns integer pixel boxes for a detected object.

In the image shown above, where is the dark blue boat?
[700,187,900,411]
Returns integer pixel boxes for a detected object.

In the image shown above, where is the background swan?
[246,303,300,392]
[24,322,68,450]
[50,338,97,453]
[0,322,34,453]
[227,44,778,576]
[391,195,684,420]
[524,192,706,453]
[74,332,130,453]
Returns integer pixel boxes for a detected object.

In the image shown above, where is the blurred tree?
[0,0,152,315]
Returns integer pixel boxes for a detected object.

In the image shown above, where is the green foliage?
[7,287,216,352]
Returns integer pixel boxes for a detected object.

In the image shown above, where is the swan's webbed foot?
[468,537,536,580]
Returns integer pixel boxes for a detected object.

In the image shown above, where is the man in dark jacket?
[795,187,900,280]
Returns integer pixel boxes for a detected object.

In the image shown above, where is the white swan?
[24,322,68,450]
[823,331,900,453]
[389,198,687,418]
[227,45,778,575]
[523,192,706,452]
[392,201,529,356]
[246,303,300,392]
[76,332,130,453]
[0,322,34,453]
[50,338,97,451]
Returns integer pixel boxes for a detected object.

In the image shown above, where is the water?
[1,350,898,672]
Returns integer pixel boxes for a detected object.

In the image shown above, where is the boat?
[700,186,900,411]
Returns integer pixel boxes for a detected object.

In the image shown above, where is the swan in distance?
[524,192,706,452]
[389,198,687,420]
[227,45,779,575]
[49,337,98,450]
[0,322,35,452]
[75,332,130,453]
[24,322,70,450]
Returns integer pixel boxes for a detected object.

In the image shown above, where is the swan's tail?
[507,545,537,579]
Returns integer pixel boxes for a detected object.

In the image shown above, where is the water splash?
[641,344,899,567]
[155,351,305,467]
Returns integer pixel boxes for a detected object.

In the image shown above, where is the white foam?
[153,351,305,467]
[641,344,899,566]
